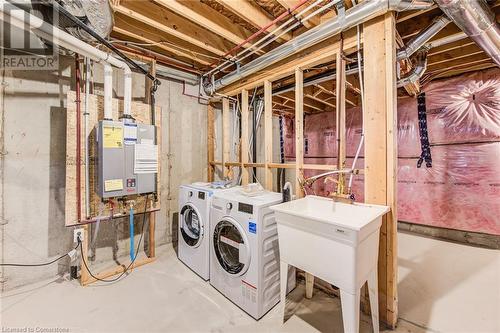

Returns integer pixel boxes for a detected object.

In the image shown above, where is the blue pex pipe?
[129,207,134,261]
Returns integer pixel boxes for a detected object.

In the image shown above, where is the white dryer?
[209,189,295,319]
[178,182,238,280]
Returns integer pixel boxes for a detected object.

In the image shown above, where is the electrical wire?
[77,195,150,283]
[0,244,78,267]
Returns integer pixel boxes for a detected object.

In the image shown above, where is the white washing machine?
[209,189,296,320]
[178,182,238,280]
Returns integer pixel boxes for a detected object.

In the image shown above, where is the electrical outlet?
[74,228,84,243]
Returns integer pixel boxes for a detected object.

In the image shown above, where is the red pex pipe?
[209,0,311,68]
[75,55,82,222]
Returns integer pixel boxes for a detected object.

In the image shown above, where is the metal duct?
[206,0,434,94]
[397,15,451,59]
[397,48,429,88]
[434,0,500,66]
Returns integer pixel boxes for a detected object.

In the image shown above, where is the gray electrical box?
[96,120,157,198]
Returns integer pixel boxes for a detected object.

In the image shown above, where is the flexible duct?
[206,0,433,93]
[0,0,132,118]
[434,0,500,66]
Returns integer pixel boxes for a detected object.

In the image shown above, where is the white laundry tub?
[270,195,389,333]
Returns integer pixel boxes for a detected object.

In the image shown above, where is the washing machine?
[209,189,296,319]
[178,182,238,280]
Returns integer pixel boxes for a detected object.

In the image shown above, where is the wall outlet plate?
[74,228,84,243]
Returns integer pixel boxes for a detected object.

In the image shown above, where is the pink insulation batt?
[284,68,500,235]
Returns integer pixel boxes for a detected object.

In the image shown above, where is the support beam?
[241,90,250,185]
[264,81,273,190]
[207,104,215,182]
[112,5,226,56]
[222,98,231,178]
[363,13,398,328]
[335,50,346,192]
[215,0,292,42]
[152,0,260,52]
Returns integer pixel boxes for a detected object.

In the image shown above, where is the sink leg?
[367,269,379,333]
[305,273,314,299]
[340,289,360,333]
[280,261,289,323]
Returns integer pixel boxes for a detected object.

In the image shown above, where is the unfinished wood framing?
[335,49,346,193]
[207,104,216,182]
[222,98,231,178]
[264,80,273,190]
[363,13,398,329]
[241,90,250,185]
[294,68,304,199]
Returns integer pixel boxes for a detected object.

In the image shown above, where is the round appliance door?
[213,217,251,276]
[180,204,203,248]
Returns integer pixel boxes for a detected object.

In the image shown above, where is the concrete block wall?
[0,56,207,290]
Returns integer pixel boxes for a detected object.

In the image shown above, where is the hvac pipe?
[397,48,429,87]
[434,0,500,66]
[0,0,132,117]
[206,0,433,94]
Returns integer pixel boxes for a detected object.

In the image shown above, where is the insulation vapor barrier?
[284,68,500,235]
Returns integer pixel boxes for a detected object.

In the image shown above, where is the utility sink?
[270,195,389,333]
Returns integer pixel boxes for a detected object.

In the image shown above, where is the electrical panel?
[96,120,158,198]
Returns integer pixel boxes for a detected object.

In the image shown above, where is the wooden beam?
[241,90,250,185]
[207,104,215,182]
[264,80,273,190]
[112,5,226,56]
[152,0,261,52]
[277,0,320,28]
[215,0,292,42]
[335,50,346,192]
[363,13,398,328]
[222,98,231,178]
[112,27,211,66]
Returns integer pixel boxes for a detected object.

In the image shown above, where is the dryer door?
[180,204,203,248]
[213,217,250,276]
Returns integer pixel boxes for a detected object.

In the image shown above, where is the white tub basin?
[270,195,389,293]
[271,195,389,333]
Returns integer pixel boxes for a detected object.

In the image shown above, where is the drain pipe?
[206,0,433,93]
[1,0,132,120]
[434,0,500,66]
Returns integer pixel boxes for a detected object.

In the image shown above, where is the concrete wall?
[0,56,207,290]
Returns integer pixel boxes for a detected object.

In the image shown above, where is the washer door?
[180,204,203,248]
[213,217,250,276]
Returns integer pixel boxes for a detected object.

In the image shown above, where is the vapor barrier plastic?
[284,68,500,235]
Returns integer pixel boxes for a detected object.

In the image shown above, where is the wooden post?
[335,50,346,193]
[295,68,314,298]
[222,98,231,178]
[79,225,90,286]
[363,13,398,328]
[241,90,250,185]
[207,103,215,182]
[264,80,273,190]
[148,209,156,258]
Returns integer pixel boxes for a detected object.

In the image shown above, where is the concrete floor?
[1,232,499,333]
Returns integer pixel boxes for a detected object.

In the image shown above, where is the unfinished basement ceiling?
[109,0,500,113]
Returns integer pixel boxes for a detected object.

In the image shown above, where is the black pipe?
[50,1,159,86]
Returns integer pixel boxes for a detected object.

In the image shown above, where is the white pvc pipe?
[0,0,132,118]
[104,63,113,120]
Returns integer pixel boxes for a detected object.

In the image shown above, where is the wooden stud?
[144,60,156,105]
[82,257,156,286]
[335,50,346,193]
[207,103,215,182]
[222,98,231,179]
[264,80,273,190]
[148,209,156,258]
[363,13,398,328]
[294,68,304,199]
[241,90,250,185]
